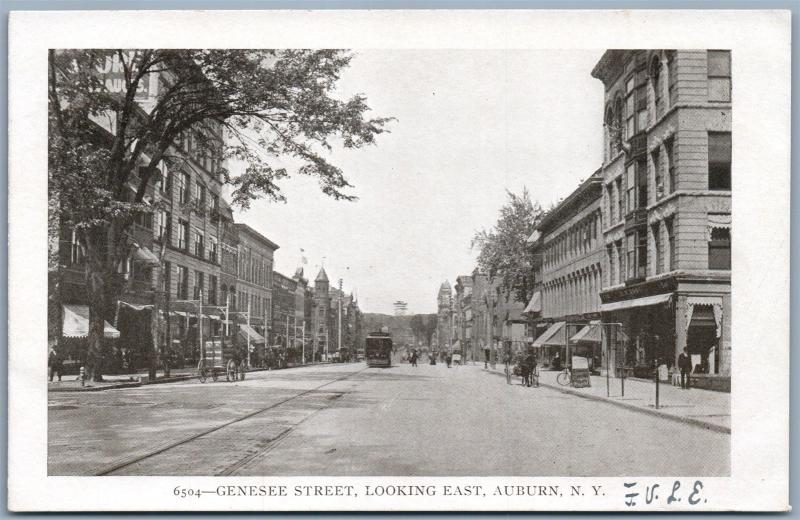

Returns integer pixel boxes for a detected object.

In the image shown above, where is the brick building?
[233,223,277,352]
[271,271,298,349]
[453,275,473,360]
[592,50,731,386]
[529,170,604,367]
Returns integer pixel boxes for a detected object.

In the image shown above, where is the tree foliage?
[471,188,544,305]
[49,49,392,380]
[409,313,438,347]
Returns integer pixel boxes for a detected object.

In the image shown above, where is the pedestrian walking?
[678,347,692,389]
[410,349,418,367]
[48,346,63,382]
[446,352,452,368]
[484,347,489,368]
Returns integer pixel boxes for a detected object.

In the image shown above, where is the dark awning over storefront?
[238,324,265,344]
[523,291,542,315]
[533,321,565,348]
[570,320,602,343]
[600,293,672,313]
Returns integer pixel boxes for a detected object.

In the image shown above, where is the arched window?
[665,50,677,106]
[650,55,664,119]
[605,104,616,157]
[614,95,625,145]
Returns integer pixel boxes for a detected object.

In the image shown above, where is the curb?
[48,381,142,392]
[52,362,347,391]
[481,367,731,435]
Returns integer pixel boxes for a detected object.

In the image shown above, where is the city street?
[49,361,729,477]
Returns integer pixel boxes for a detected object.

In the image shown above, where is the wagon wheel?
[238,361,247,381]
[226,360,237,382]
[198,361,207,383]
[211,368,219,382]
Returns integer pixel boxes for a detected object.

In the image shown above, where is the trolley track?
[94,366,369,476]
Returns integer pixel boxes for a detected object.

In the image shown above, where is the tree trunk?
[86,270,108,382]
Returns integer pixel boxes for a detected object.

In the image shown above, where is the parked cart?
[197,337,248,383]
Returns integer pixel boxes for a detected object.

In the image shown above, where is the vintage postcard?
[7,9,791,512]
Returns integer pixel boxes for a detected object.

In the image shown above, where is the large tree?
[409,313,437,347]
[49,49,392,381]
[471,188,544,305]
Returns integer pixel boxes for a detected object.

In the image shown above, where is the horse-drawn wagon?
[197,337,248,383]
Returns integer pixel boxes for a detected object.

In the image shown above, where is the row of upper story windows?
[605,217,730,286]
[177,127,224,179]
[165,262,218,305]
[604,50,731,159]
[153,162,221,215]
[605,131,731,227]
[151,209,219,264]
[542,210,602,269]
[238,248,272,288]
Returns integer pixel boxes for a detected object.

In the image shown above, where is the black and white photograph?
[7,9,791,512]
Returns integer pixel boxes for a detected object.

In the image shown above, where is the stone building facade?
[593,49,731,386]
[311,268,331,356]
[435,281,452,353]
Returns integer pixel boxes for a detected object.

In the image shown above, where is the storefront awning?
[133,245,161,266]
[118,301,154,311]
[239,324,265,344]
[523,291,542,315]
[570,320,602,343]
[62,304,120,339]
[600,293,672,313]
[533,321,565,348]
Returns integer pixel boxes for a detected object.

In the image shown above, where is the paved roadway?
[48,361,729,476]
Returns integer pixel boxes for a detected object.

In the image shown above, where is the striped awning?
[523,291,542,315]
[600,293,672,313]
[239,324,265,344]
[62,305,120,339]
[533,321,565,348]
[570,321,602,343]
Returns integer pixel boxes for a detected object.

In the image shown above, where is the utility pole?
[302,320,306,364]
[338,278,343,358]
[246,297,251,368]
[199,289,204,364]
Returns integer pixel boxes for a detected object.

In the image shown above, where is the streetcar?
[365,328,393,367]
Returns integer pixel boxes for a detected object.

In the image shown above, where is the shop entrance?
[687,305,720,374]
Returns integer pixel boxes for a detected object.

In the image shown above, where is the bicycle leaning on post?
[556,366,571,386]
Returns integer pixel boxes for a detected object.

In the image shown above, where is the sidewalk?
[48,361,337,392]
[477,363,730,434]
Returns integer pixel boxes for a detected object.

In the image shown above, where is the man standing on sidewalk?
[48,346,63,382]
[678,347,692,390]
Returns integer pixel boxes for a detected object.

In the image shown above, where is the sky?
[233,49,605,315]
